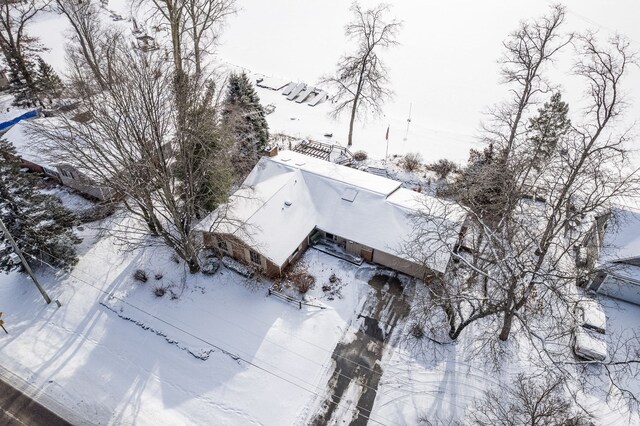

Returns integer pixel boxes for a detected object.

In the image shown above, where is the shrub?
[329,273,338,283]
[134,269,148,283]
[201,258,220,275]
[153,285,167,297]
[426,159,459,179]
[401,152,423,171]
[287,267,316,294]
[353,150,368,161]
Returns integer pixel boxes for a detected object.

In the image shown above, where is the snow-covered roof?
[598,207,640,264]
[2,119,55,168]
[198,151,464,273]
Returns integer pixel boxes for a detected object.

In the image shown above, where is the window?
[325,232,334,241]
[249,250,261,265]
[216,237,228,252]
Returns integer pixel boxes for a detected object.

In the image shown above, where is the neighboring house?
[196,151,465,279]
[2,119,117,201]
[0,108,39,131]
[586,208,640,305]
[3,120,62,183]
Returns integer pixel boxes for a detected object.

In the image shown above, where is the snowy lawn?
[1,216,639,424]
[370,287,640,425]
[0,222,388,424]
[39,185,97,212]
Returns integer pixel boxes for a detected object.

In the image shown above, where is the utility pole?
[0,218,52,304]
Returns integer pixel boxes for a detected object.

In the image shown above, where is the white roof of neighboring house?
[198,151,465,273]
[598,207,640,264]
[2,119,55,168]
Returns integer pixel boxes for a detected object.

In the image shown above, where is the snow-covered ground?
[2,218,639,424]
[0,217,391,424]
[29,1,640,164]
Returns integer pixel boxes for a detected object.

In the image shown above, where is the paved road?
[0,376,71,426]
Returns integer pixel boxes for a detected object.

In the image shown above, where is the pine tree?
[222,72,269,176]
[0,139,81,273]
[35,57,63,102]
[455,143,513,224]
[526,92,571,170]
[7,59,37,107]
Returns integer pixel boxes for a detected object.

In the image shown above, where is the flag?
[385,125,390,141]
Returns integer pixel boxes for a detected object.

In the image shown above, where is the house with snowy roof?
[196,151,465,279]
[586,207,640,305]
[2,119,117,201]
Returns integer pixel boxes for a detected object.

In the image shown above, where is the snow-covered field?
[30,0,640,164]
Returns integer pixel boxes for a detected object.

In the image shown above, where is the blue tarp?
[0,109,39,131]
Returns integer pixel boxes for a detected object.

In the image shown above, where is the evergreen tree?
[526,92,571,170]
[180,78,234,216]
[35,57,63,102]
[7,58,37,106]
[0,139,81,272]
[454,143,513,224]
[222,72,269,176]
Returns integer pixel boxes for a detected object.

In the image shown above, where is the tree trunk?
[499,309,514,341]
[187,256,200,273]
[347,101,357,147]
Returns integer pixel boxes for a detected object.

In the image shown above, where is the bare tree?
[465,373,592,426]
[486,4,571,162]
[184,0,236,75]
[0,0,51,104]
[138,0,235,76]
[406,33,639,343]
[55,0,109,89]
[32,34,234,272]
[320,2,401,146]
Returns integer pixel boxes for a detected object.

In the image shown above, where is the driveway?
[311,273,411,425]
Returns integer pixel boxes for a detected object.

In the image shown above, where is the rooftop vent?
[284,200,292,207]
[341,188,358,202]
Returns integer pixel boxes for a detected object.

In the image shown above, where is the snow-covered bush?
[133,269,148,283]
[353,150,368,161]
[426,159,459,179]
[222,256,254,278]
[153,284,167,297]
[201,257,220,275]
[401,152,423,171]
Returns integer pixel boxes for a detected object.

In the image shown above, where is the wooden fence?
[267,288,326,310]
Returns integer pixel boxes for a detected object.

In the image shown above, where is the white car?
[574,299,607,333]
[573,299,607,361]
[573,327,607,362]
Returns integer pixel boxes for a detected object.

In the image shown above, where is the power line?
[10,218,411,382]
[20,237,413,410]
[18,242,395,426]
